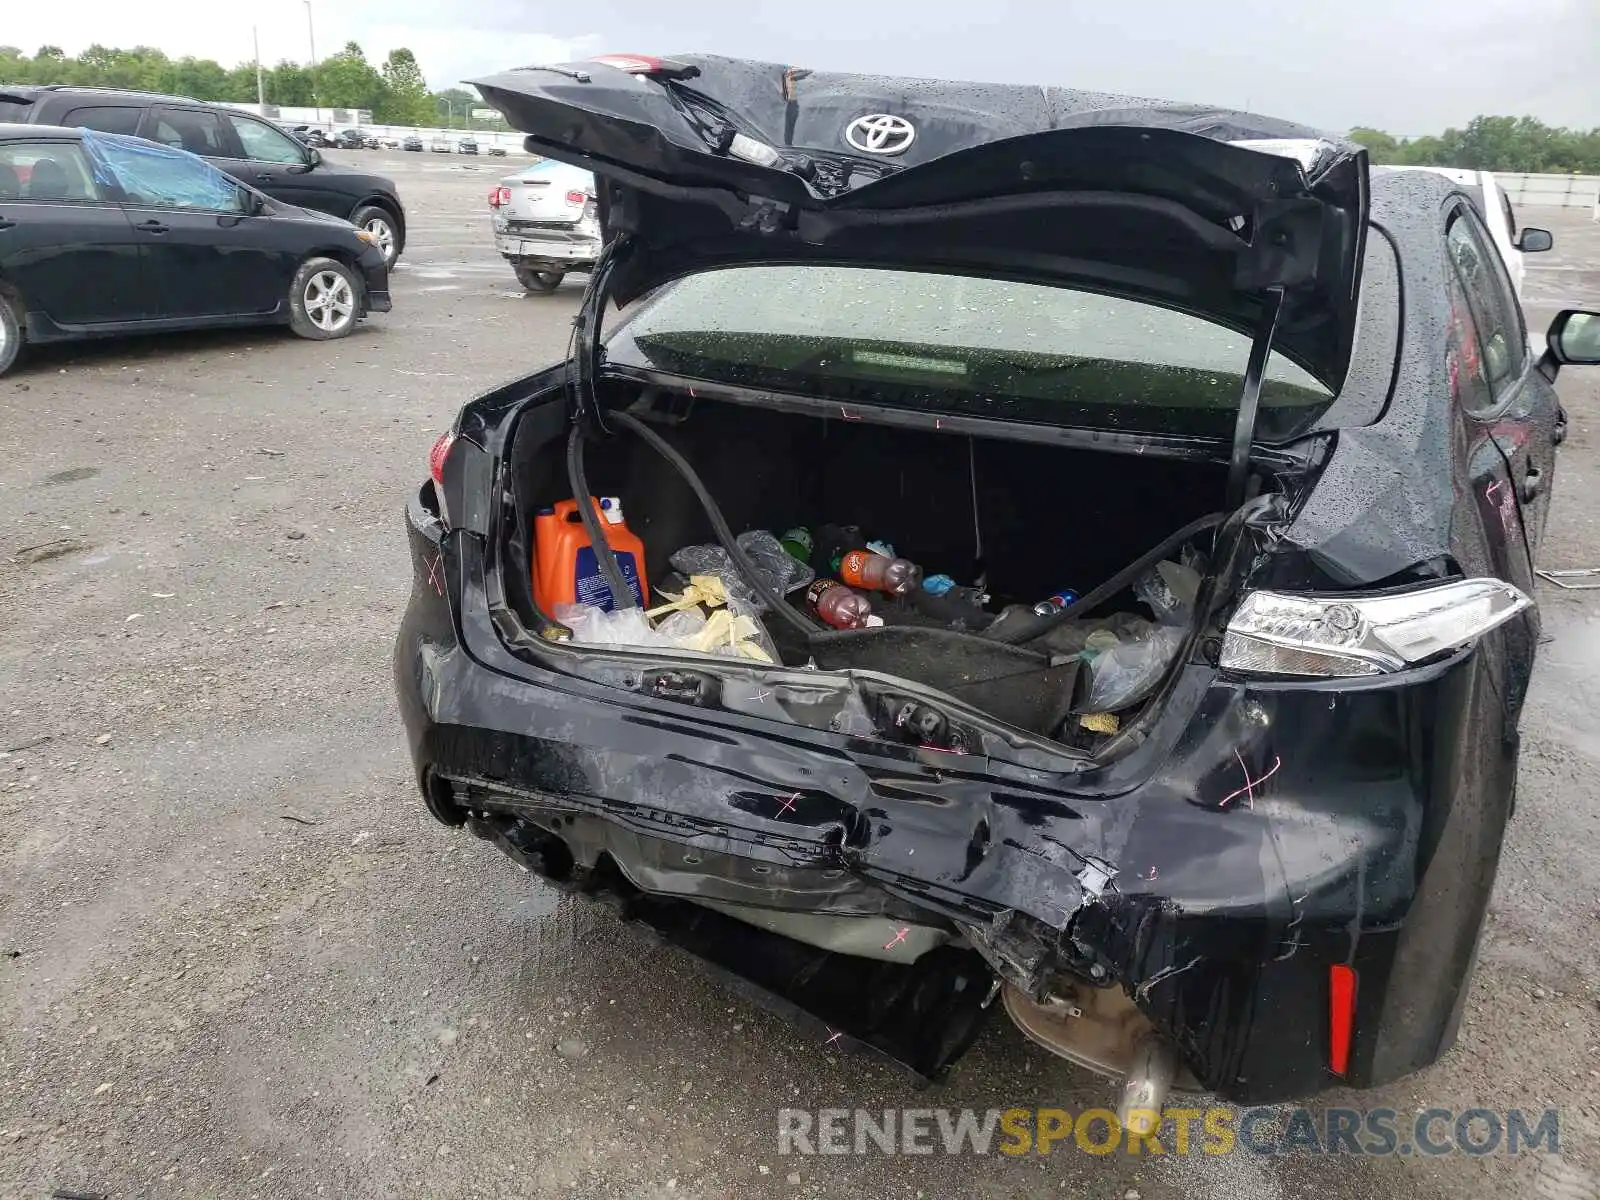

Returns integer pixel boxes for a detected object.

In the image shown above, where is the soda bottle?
[806,579,875,630]
[779,527,813,565]
[814,524,866,574]
[840,548,922,596]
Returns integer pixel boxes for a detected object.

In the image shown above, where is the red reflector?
[1328,964,1358,1076]
[565,189,586,206]
[489,186,510,208]
[590,53,662,73]
[429,431,456,488]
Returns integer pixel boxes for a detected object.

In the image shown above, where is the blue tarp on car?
[80,128,244,211]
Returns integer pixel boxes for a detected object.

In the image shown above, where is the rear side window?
[0,141,102,203]
[149,108,228,158]
[63,106,144,136]
[1445,209,1525,398]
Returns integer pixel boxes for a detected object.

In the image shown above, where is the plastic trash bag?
[669,531,814,613]
[554,603,668,649]
[1136,559,1204,625]
[555,596,776,663]
[1076,620,1188,713]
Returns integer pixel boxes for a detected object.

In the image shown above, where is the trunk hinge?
[1225,286,1286,511]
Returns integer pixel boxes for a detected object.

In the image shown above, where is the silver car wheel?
[303,270,355,333]
[363,216,396,261]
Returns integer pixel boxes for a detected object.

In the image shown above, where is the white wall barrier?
[1490,172,1600,218]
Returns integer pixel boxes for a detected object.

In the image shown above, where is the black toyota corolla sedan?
[393,54,1600,1116]
[0,125,390,376]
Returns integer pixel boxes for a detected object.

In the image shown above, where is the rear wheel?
[288,258,360,341]
[515,266,564,293]
[351,205,401,265]
[0,293,21,378]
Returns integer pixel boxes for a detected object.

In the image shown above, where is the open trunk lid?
[472,54,1369,391]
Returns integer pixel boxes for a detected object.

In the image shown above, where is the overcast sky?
[5,0,1596,136]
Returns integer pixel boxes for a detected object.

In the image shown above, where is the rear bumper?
[494,229,601,265]
[394,492,1524,1103]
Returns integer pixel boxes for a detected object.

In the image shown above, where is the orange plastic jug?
[533,496,648,613]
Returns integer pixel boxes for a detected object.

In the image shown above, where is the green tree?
[267,61,314,106]
[166,55,231,100]
[224,62,260,102]
[315,41,384,111]
[1348,127,1399,162]
[376,47,431,124]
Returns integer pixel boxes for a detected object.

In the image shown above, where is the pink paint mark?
[934,418,945,430]
[839,407,861,421]
[883,927,910,951]
[1485,480,1501,499]
[1218,749,1282,810]
[426,553,445,597]
[775,792,799,817]
[1144,866,1159,881]
[823,1029,844,1047]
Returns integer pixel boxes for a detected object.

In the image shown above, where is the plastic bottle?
[840,548,922,596]
[813,524,866,574]
[779,527,813,565]
[533,495,648,613]
[806,579,875,630]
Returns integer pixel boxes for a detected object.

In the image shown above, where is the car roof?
[0,83,204,107]
[0,121,81,139]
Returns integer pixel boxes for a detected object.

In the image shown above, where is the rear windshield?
[605,267,1335,441]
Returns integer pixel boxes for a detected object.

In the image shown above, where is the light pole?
[252,26,265,108]
[438,97,456,129]
[304,0,320,125]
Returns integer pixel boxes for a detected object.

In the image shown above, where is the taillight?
[565,189,586,207]
[1219,578,1531,677]
[488,186,511,208]
[429,431,457,525]
[1328,964,1358,1076]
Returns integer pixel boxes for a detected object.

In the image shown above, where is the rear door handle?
[255,172,275,182]
[136,219,169,235]
[1554,406,1568,445]
[1521,465,1544,503]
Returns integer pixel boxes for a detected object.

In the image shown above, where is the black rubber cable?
[609,410,823,638]
[565,424,639,611]
[988,511,1228,645]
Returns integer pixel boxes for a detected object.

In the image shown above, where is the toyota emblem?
[844,113,916,156]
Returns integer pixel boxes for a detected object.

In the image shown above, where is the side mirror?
[1550,311,1600,364]
[1539,310,1600,380]
[1515,228,1553,253]
[306,147,321,169]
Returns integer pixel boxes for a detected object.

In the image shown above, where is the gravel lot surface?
[2,154,1599,1200]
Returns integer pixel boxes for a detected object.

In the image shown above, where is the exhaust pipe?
[1116,1032,1179,1136]
[1002,982,1195,1130]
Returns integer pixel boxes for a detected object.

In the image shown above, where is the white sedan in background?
[1382,167,1551,299]
[487,157,600,293]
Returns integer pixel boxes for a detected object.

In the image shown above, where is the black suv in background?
[0,86,406,264]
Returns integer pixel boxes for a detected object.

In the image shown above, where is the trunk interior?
[502,391,1233,746]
